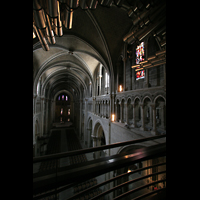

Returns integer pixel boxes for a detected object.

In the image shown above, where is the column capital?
[150,103,156,109]
[139,103,144,108]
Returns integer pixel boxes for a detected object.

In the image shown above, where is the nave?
[34,125,104,200]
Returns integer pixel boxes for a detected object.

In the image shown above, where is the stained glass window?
[136,42,145,64]
[62,95,64,100]
[61,108,63,115]
[66,96,68,101]
[135,42,145,80]
[136,70,145,80]
[58,96,60,100]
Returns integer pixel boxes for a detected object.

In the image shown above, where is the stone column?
[99,64,102,95]
[99,75,102,96]
[103,101,106,117]
[111,93,115,119]
[119,101,122,123]
[160,103,165,129]
[106,101,108,118]
[146,105,150,127]
[93,97,96,114]
[139,103,145,131]
[150,103,157,135]
[100,101,102,117]
[132,103,137,127]
[125,102,128,124]
[108,100,110,119]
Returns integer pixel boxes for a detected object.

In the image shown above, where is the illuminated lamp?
[111,114,115,122]
[119,85,123,92]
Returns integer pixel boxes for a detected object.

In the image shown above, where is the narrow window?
[61,108,63,115]
[135,42,145,80]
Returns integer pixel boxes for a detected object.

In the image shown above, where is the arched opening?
[93,122,106,159]
[55,93,71,123]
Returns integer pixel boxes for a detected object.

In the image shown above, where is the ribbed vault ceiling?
[33,0,166,101]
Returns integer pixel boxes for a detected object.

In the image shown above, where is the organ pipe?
[114,0,124,7]
[45,14,56,44]
[33,0,46,29]
[33,0,165,52]
[66,0,79,8]
[46,0,58,17]
[87,0,98,9]
[33,24,50,51]
[62,7,73,29]
[79,0,88,9]
[99,0,113,7]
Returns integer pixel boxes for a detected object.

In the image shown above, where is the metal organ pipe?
[33,24,50,51]
[33,0,46,29]
[99,0,113,7]
[66,0,79,8]
[62,7,73,29]
[86,0,98,9]
[114,0,124,7]
[56,1,63,36]
[33,0,50,50]
[79,0,88,9]
[45,14,56,44]
[46,0,63,36]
